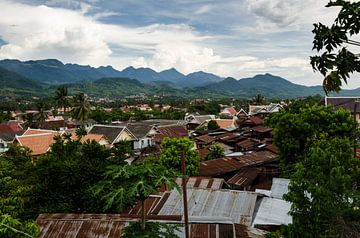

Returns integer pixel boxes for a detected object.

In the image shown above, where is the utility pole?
[180,149,190,238]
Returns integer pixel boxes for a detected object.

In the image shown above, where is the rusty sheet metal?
[250,126,273,133]
[199,151,277,177]
[37,214,260,238]
[175,177,224,190]
[158,188,258,226]
[227,168,262,188]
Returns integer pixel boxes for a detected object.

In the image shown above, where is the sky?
[0,0,358,88]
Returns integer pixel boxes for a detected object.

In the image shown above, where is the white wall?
[133,136,153,150]
[0,139,8,153]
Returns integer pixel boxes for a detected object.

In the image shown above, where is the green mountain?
[0,66,46,96]
[0,59,123,85]
[197,74,324,98]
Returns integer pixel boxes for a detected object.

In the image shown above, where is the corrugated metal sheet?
[227,168,261,188]
[252,197,292,227]
[252,178,292,228]
[158,188,258,226]
[270,178,289,199]
[199,151,278,177]
[175,177,224,190]
[37,214,261,238]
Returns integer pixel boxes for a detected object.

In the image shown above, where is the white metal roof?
[252,197,292,226]
[158,188,258,226]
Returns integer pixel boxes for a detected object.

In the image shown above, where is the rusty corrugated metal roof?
[227,168,262,188]
[37,214,262,238]
[199,151,278,177]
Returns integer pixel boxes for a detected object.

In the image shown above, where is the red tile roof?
[16,132,59,155]
[0,121,23,133]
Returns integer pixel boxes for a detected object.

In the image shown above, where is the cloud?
[0,0,355,88]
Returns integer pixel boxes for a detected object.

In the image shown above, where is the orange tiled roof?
[23,128,57,136]
[16,132,59,155]
[215,119,234,129]
[71,133,106,143]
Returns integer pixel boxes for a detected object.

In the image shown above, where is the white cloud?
[0,0,356,88]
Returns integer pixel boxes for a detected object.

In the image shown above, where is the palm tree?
[54,86,70,114]
[35,102,48,128]
[94,163,178,230]
[71,93,90,122]
[253,94,265,105]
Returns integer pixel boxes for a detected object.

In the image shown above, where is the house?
[0,121,24,153]
[220,106,237,117]
[250,126,273,140]
[236,108,249,118]
[70,133,110,147]
[88,125,136,147]
[197,119,237,130]
[15,129,59,156]
[238,116,263,127]
[253,178,292,230]
[199,150,278,177]
[184,113,215,130]
[36,176,292,237]
[248,103,282,118]
[152,125,188,143]
[236,138,263,152]
[126,123,154,150]
[325,96,360,122]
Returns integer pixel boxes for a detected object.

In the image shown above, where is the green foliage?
[204,143,225,161]
[93,163,179,212]
[75,126,87,138]
[159,137,200,176]
[207,120,220,131]
[32,135,112,213]
[0,145,39,237]
[122,221,181,238]
[0,214,39,238]
[311,0,360,94]
[71,93,91,121]
[267,104,355,175]
[54,86,70,113]
[0,111,12,123]
[284,137,360,238]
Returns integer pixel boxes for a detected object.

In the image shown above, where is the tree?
[35,102,48,128]
[284,137,360,238]
[93,163,179,230]
[205,143,225,161]
[75,126,87,139]
[252,94,265,105]
[266,104,356,175]
[54,86,70,113]
[311,0,360,94]
[0,145,39,237]
[71,93,90,121]
[32,134,112,213]
[159,137,200,176]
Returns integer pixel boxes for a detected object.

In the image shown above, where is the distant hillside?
[0,59,223,87]
[200,74,324,98]
[0,66,45,95]
[0,59,123,85]
[65,77,182,98]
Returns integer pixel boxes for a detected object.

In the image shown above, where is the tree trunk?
[141,199,146,230]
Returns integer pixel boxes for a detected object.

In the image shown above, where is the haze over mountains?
[0,58,358,98]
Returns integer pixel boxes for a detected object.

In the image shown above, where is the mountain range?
[0,58,359,99]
